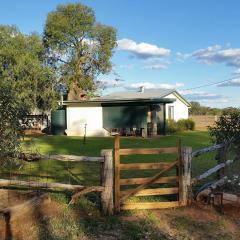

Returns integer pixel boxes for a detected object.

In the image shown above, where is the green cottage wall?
[102,104,148,129]
[102,103,166,135]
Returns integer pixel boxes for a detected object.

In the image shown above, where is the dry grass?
[190,115,218,131]
[0,190,240,240]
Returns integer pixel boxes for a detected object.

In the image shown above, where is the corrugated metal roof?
[99,88,191,107]
[62,88,191,106]
[100,88,174,100]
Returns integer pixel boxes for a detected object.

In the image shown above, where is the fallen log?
[196,177,227,202]
[221,193,240,205]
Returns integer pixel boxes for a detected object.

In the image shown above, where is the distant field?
[190,115,218,131]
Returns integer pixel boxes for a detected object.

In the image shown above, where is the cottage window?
[168,106,174,120]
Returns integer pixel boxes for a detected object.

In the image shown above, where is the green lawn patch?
[1,131,214,187]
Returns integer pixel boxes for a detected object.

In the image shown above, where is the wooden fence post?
[100,149,114,215]
[181,147,192,206]
[114,134,120,212]
[216,146,227,179]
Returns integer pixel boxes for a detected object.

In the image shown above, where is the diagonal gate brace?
[120,160,178,203]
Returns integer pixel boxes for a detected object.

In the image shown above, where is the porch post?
[151,105,158,136]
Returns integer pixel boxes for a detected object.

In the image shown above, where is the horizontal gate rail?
[119,147,178,155]
[120,187,179,197]
[121,201,180,210]
[120,162,174,170]
[120,176,178,185]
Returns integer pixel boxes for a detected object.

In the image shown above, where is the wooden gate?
[114,135,192,211]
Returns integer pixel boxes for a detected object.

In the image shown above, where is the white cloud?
[125,82,184,90]
[232,69,240,75]
[143,58,170,70]
[218,78,240,87]
[176,52,191,62]
[117,38,170,59]
[144,64,167,70]
[177,45,240,69]
[180,45,240,68]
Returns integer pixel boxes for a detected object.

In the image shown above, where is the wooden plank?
[120,162,173,170]
[0,179,104,191]
[20,153,104,162]
[119,147,178,155]
[120,176,178,185]
[49,155,105,162]
[192,143,225,157]
[121,201,179,210]
[120,161,178,203]
[192,160,233,184]
[114,134,121,212]
[120,187,179,197]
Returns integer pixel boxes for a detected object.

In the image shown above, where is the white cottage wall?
[165,93,189,121]
[66,103,109,136]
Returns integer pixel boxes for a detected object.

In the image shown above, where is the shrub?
[166,119,179,134]
[177,119,195,131]
[209,110,240,144]
[166,119,195,134]
[0,82,26,163]
[184,118,195,130]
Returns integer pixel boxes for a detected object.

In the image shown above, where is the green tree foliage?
[0,81,23,161]
[43,3,117,93]
[189,101,222,116]
[0,25,57,113]
[190,101,240,116]
[0,25,58,160]
[209,109,240,144]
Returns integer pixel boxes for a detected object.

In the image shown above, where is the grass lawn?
[2,132,215,186]
[1,131,215,187]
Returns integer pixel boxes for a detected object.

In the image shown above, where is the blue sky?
[1,0,240,107]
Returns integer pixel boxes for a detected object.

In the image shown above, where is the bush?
[184,118,195,130]
[209,110,240,144]
[0,82,26,163]
[166,118,195,134]
[166,119,179,134]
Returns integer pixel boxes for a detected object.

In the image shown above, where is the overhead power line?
[182,78,234,91]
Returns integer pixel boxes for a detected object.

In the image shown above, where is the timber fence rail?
[191,142,234,185]
[191,141,239,206]
[0,150,114,215]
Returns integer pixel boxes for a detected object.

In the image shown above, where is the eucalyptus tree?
[43,3,117,97]
[0,25,57,159]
